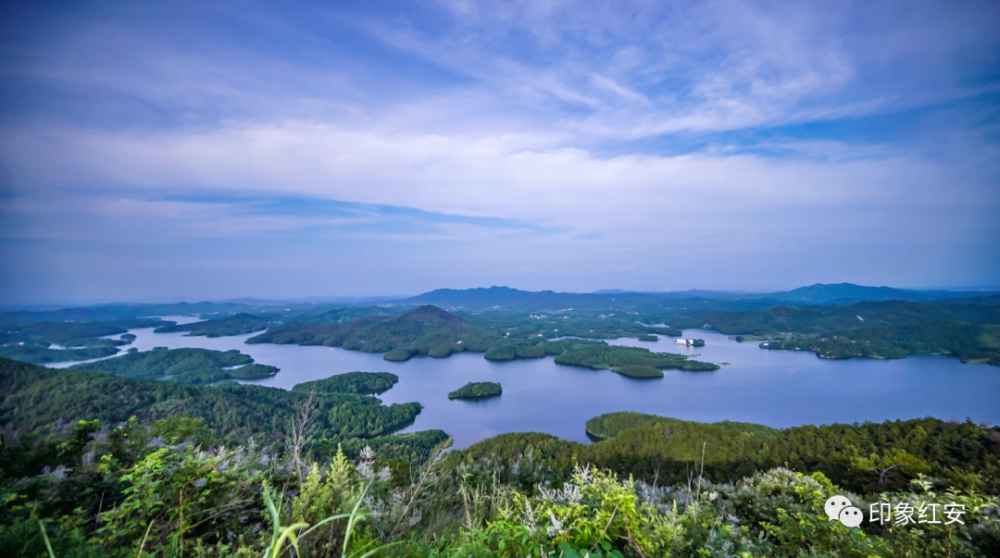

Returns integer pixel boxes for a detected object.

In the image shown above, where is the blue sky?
[1,0,998,303]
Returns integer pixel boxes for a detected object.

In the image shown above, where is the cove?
[51,316,1000,449]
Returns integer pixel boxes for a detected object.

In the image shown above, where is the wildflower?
[523,501,537,532]
[546,510,565,537]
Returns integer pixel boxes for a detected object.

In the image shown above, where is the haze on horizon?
[1,0,998,305]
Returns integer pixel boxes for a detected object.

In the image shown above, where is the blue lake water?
[51,317,1000,449]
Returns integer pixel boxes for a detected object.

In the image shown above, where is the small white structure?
[675,339,695,346]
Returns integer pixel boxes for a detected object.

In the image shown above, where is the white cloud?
[3,122,995,250]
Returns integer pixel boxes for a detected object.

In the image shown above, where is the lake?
[51,317,1000,449]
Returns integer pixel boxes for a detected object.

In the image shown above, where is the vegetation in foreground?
[2,387,998,556]
[448,381,502,399]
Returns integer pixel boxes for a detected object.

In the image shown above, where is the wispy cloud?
[0,0,997,301]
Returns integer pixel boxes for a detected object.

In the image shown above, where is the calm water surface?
[51,317,1000,449]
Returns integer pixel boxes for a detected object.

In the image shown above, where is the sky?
[0,0,998,304]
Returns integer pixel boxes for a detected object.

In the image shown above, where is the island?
[553,343,719,378]
[292,371,398,395]
[70,347,279,384]
[153,312,273,337]
[448,381,502,399]
[0,319,168,364]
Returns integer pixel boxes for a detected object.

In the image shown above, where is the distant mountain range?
[398,283,997,309]
[1,283,995,325]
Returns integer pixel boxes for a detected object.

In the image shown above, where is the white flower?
[546,510,565,537]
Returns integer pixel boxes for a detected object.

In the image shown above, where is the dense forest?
[447,381,502,399]
[0,319,167,364]
[2,359,998,557]
[553,344,719,377]
[152,313,273,337]
[1,287,999,555]
[248,306,503,361]
[246,306,717,372]
[0,358,443,455]
[292,372,399,395]
[70,347,280,384]
[5,287,997,368]
[670,298,1000,364]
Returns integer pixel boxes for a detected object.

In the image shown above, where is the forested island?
[553,343,719,377]
[2,356,998,557]
[5,284,994,368]
[448,381,502,399]
[669,297,1000,364]
[292,371,399,395]
[0,319,167,364]
[70,347,279,384]
[152,312,272,337]
[247,304,684,362]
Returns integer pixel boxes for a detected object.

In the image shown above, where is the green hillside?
[70,347,279,383]
[249,305,502,361]
[152,312,273,337]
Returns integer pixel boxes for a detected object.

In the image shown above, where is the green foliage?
[70,347,279,384]
[0,320,166,364]
[153,312,273,337]
[0,358,431,453]
[464,414,1000,496]
[448,382,502,399]
[585,412,779,440]
[676,299,1000,364]
[2,389,999,557]
[614,365,663,378]
[249,306,501,363]
[553,343,719,376]
[293,372,399,395]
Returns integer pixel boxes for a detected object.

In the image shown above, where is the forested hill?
[152,312,273,336]
[0,301,275,325]
[672,297,1000,364]
[399,283,996,310]
[248,305,502,361]
[0,357,446,456]
[4,357,999,556]
[763,283,997,304]
[399,286,673,309]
